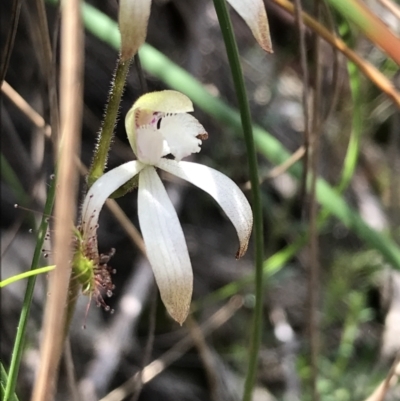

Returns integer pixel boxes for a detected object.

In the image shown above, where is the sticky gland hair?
[14,203,53,220]
[72,228,116,311]
[14,204,71,251]
[15,204,117,313]
[14,204,54,248]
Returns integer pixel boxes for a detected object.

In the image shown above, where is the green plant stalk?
[315,59,363,274]
[1,154,30,206]
[0,266,55,288]
[49,0,400,268]
[212,1,264,399]
[333,292,366,377]
[1,363,19,401]
[4,175,56,401]
[337,61,362,192]
[87,57,131,188]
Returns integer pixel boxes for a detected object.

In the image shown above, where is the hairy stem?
[87,57,131,188]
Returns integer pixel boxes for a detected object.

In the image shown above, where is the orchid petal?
[138,166,192,324]
[227,0,273,53]
[157,159,253,258]
[81,161,145,244]
[136,126,164,164]
[160,113,208,161]
[119,0,152,61]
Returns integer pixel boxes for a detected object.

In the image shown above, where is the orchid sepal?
[157,159,253,258]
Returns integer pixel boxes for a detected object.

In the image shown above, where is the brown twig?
[63,340,80,401]
[131,286,157,401]
[378,0,400,20]
[272,0,400,110]
[364,354,400,401]
[99,296,244,401]
[31,0,83,399]
[186,315,220,401]
[307,2,323,400]
[293,0,311,221]
[265,146,306,181]
[244,146,306,190]
[388,111,400,238]
[1,81,51,137]
[32,0,60,143]
[1,81,50,258]
[105,198,146,255]
[318,1,343,131]
[0,0,22,84]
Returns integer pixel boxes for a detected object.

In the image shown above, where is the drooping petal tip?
[118,0,152,61]
[228,0,273,53]
[235,234,251,259]
[138,166,193,324]
[162,285,192,325]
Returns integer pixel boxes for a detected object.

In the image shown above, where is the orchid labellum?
[119,0,272,60]
[79,90,253,324]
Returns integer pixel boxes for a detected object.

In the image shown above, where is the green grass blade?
[0,266,56,288]
[4,176,57,401]
[211,1,264,398]
[338,62,362,192]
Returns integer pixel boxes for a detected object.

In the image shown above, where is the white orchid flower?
[119,0,272,60]
[80,90,253,324]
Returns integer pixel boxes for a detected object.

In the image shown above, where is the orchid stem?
[87,56,131,188]
[212,1,264,400]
